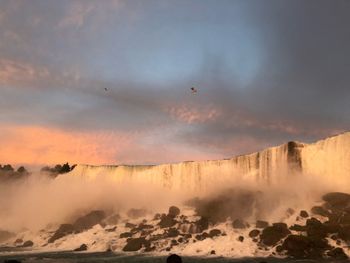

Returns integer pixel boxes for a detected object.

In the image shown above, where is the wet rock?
[327,247,348,259]
[238,236,244,242]
[249,229,260,238]
[74,243,87,251]
[159,214,177,228]
[276,245,283,252]
[120,232,133,238]
[127,208,147,219]
[300,210,309,218]
[281,234,330,259]
[289,224,306,231]
[171,239,178,246]
[260,223,290,246]
[209,229,221,238]
[178,237,184,243]
[22,240,34,247]
[195,217,209,232]
[73,210,106,232]
[195,232,209,241]
[122,237,147,252]
[167,228,180,238]
[232,219,247,229]
[256,220,269,229]
[48,224,75,243]
[168,206,180,218]
[210,250,216,255]
[144,246,156,252]
[306,218,327,239]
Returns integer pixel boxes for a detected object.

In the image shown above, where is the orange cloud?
[167,104,221,124]
[0,59,49,86]
[0,125,133,167]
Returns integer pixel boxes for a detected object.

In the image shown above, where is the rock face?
[74,244,88,251]
[122,237,149,252]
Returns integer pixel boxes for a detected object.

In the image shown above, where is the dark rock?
[238,236,244,242]
[195,232,209,241]
[289,224,306,231]
[122,237,147,252]
[300,210,309,218]
[167,228,180,238]
[153,213,161,220]
[144,246,156,252]
[306,218,327,239]
[48,224,75,243]
[127,208,147,219]
[171,239,178,246]
[209,229,221,238]
[178,237,184,243]
[256,220,269,229]
[195,217,209,232]
[232,219,247,229]
[120,232,133,238]
[281,234,330,259]
[22,240,34,247]
[311,206,329,217]
[73,210,106,232]
[327,247,348,259]
[249,229,260,238]
[276,245,283,252]
[159,214,177,228]
[210,250,216,255]
[260,223,290,246]
[74,243,87,251]
[4,260,22,263]
[168,206,181,218]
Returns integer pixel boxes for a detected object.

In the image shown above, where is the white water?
[67,132,350,193]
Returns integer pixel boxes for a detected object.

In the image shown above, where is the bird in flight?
[104,87,108,91]
[190,87,197,94]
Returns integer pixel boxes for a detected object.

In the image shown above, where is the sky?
[0,0,349,167]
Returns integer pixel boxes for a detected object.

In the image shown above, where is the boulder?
[300,210,309,218]
[159,214,177,228]
[22,240,34,247]
[73,210,106,232]
[120,232,133,238]
[311,206,330,217]
[281,234,331,259]
[195,217,209,232]
[209,229,221,238]
[260,223,290,246]
[305,218,327,239]
[238,236,244,242]
[125,222,136,228]
[167,228,180,238]
[74,243,87,251]
[168,206,181,218]
[249,229,260,238]
[122,237,147,251]
[322,192,350,210]
[289,224,306,232]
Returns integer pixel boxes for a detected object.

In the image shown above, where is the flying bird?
[104,87,108,91]
[190,87,197,94]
